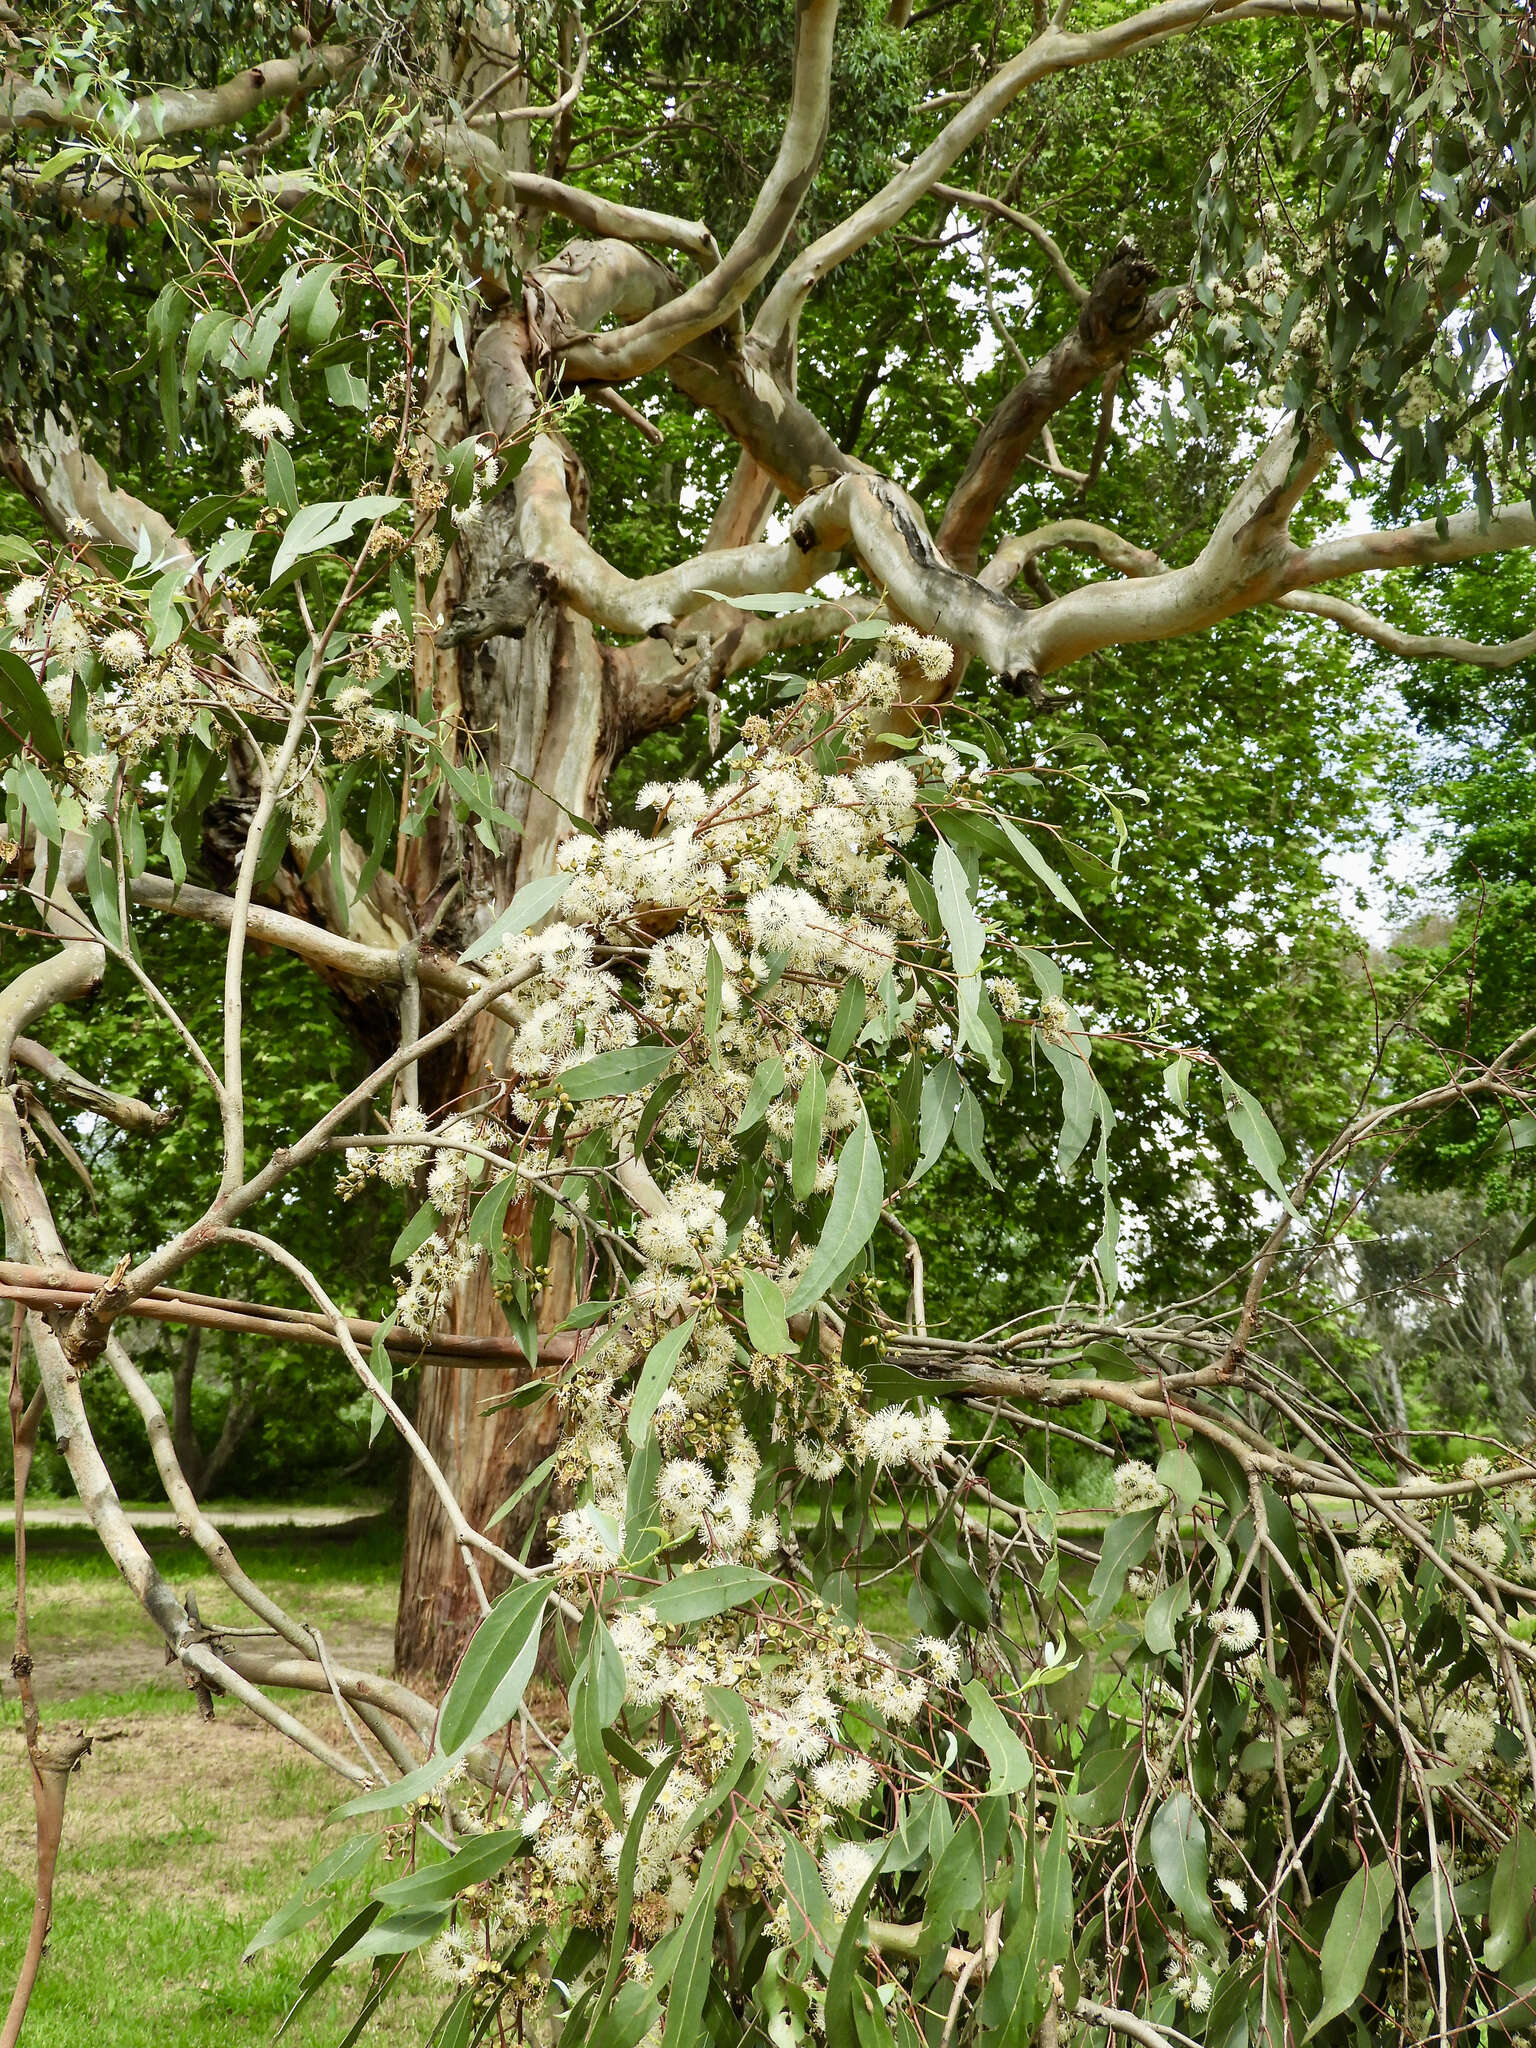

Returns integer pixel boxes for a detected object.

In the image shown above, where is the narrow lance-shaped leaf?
[1219,1067,1301,1219]
[741,1269,793,1357]
[1306,1860,1393,2038]
[628,1314,699,1446]
[963,1679,1034,1795]
[1149,1790,1223,1947]
[436,1580,550,1757]
[787,1110,884,1314]
[459,872,572,964]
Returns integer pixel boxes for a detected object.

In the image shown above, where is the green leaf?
[467,1173,517,1251]
[930,836,985,975]
[1306,1861,1392,2037]
[1150,1791,1223,1948]
[242,1837,375,1959]
[589,1983,661,2048]
[372,1831,524,1911]
[459,873,573,964]
[703,934,725,1040]
[914,1060,962,1181]
[792,1060,828,1201]
[628,1314,699,1447]
[826,980,867,1063]
[547,1043,676,1103]
[786,1111,884,1313]
[997,817,1090,924]
[367,1309,395,1447]
[1085,1507,1159,1624]
[741,1269,792,1357]
[331,1753,463,1821]
[326,361,369,410]
[1157,1447,1204,1509]
[952,1080,999,1189]
[1067,1743,1142,1828]
[0,649,64,763]
[1486,1823,1536,1970]
[204,526,254,579]
[1220,1070,1299,1219]
[265,442,299,516]
[436,1580,549,1756]
[824,1838,891,2048]
[84,821,125,952]
[626,1566,774,1626]
[659,1819,742,2045]
[963,1680,1034,1795]
[591,1748,680,2027]
[290,261,343,346]
[277,1903,382,2036]
[390,1202,437,1265]
[270,497,403,584]
[920,1536,991,1630]
[734,1056,786,1135]
[1144,1577,1192,1655]
[486,1450,558,1529]
[13,759,59,845]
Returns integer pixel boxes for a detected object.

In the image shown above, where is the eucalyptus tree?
[4,3,1536,2045]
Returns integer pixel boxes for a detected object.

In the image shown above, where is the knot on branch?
[436,560,559,649]
[1077,237,1159,351]
[1001,667,1073,712]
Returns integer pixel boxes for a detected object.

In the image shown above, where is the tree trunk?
[393,437,627,1688]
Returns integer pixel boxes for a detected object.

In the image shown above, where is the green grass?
[0,1517,446,2045]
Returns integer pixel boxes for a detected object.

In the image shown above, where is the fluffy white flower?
[49,604,89,658]
[820,1840,876,1915]
[1112,1460,1170,1515]
[1209,1606,1261,1656]
[1344,1545,1401,1590]
[222,614,262,653]
[553,1505,623,1574]
[882,622,952,683]
[914,1635,961,1684]
[811,1756,878,1810]
[657,1458,717,1533]
[794,1439,845,1482]
[5,577,46,623]
[1465,1523,1507,1569]
[99,627,146,673]
[237,403,295,440]
[1215,1877,1247,1914]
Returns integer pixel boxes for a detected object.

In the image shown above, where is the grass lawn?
[0,1517,445,2045]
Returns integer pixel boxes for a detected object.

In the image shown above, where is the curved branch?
[750,0,1392,357]
[1273,589,1536,669]
[937,240,1163,572]
[930,183,1088,304]
[791,470,1045,684]
[0,45,354,142]
[554,0,839,382]
[0,1093,369,1785]
[1290,501,1536,587]
[11,1037,175,1135]
[511,433,841,635]
[3,162,313,230]
[667,330,856,499]
[498,172,719,268]
[467,15,588,128]
[980,518,1165,590]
